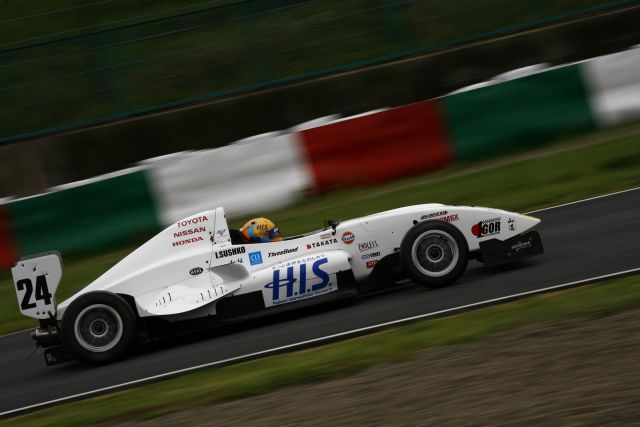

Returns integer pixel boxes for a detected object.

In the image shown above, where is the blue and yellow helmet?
[240,218,283,243]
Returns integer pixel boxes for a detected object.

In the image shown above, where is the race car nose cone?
[517,214,542,231]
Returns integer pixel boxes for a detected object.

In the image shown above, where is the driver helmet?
[240,218,283,243]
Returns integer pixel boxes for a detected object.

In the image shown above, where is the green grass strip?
[4,274,640,426]
[1,126,640,334]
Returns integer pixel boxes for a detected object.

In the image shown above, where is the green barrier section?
[443,65,597,161]
[7,171,160,256]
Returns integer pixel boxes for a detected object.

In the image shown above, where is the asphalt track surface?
[1,188,639,416]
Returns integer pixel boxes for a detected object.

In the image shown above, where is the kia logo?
[189,267,203,276]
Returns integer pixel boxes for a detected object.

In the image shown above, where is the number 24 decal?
[16,275,52,310]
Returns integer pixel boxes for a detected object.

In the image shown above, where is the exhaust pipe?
[31,326,60,347]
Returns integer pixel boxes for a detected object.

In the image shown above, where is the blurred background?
[1,0,634,145]
[1,0,639,267]
[1,3,640,423]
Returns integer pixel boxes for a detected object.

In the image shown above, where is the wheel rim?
[411,230,459,277]
[74,304,123,353]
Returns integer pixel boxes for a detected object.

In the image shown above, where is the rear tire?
[61,292,137,364]
[400,220,469,288]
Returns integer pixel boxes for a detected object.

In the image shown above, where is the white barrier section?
[289,115,340,132]
[448,63,549,95]
[583,47,640,127]
[149,132,313,224]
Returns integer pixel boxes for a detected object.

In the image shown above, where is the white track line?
[2,266,640,418]
[526,186,640,214]
[0,185,637,345]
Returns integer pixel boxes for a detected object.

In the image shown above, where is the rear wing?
[11,252,63,319]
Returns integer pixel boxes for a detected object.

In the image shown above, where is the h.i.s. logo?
[264,258,331,305]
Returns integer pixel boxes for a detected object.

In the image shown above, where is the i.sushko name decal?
[215,246,246,259]
[262,255,336,307]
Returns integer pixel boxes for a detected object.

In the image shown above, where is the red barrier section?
[0,204,18,269]
[300,101,454,193]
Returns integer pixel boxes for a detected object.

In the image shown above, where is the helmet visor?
[268,226,282,240]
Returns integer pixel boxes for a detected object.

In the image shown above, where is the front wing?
[478,231,544,267]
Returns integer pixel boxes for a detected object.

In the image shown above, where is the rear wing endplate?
[11,251,63,319]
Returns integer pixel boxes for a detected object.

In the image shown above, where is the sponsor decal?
[508,218,516,231]
[361,252,380,260]
[320,232,333,240]
[268,247,299,258]
[358,240,379,252]
[216,229,228,237]
[249,251,263,265]
[510,239,532,253]
[176,215,208,228]
[307,238,338,249]
[255,223,270,232]
[421,211,447,220]
[440,213,459,223]
[420,212,459,223]
[471,217,501,238]
[230,258,244,264]
[272,254,326,269]
[342,231,355,245]
[173,226,206,239]
[215,247,246,259]
[189,267,203,276]
[366,260,378,269]
[172,236,204,247]
[264,258,333,306]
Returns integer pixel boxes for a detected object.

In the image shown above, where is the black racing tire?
[61,292,137,364]
[399,220,469,288]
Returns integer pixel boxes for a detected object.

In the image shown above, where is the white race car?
[12,204,543,365]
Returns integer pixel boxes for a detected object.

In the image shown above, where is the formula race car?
[12,204,543,365]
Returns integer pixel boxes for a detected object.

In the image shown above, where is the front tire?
[61,292,137,364]
[400,220,469,288]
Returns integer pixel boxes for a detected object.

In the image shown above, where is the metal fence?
[0,0,635,144]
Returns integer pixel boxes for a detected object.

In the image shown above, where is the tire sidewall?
[400,220,469,288]
[62,292,137,364]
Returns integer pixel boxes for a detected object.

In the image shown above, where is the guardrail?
[1,0,636,144]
